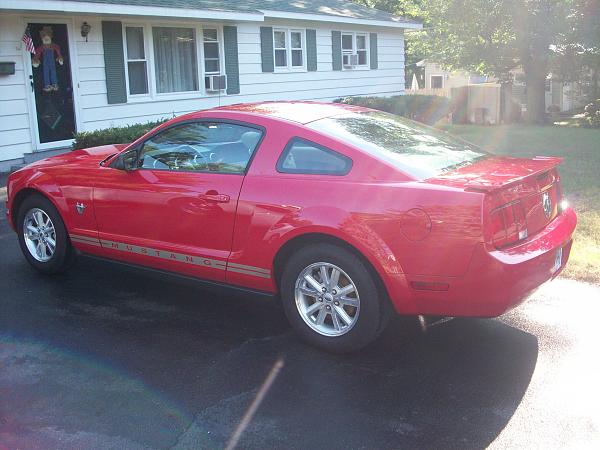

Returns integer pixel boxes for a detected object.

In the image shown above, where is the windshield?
[308,111,487,179]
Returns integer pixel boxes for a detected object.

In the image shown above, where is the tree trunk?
[523,62,548,124]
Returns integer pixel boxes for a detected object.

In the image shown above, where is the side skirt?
[78,251,278,301]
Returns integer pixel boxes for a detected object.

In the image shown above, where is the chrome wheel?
[294,262,360,337]
[22,208,56,262]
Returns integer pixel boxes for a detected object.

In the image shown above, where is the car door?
[93,119,263,282]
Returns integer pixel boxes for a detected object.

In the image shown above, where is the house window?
[152,27,198,93]
[341,32,369,68]
[203,28,220,75]
[274,29,305,70]
[125,26,149,95]
[430,75,444,89]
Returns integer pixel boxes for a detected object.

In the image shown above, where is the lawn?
[442,124,600,284]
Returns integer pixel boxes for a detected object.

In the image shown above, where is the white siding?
[0,14,33,161]
[0,12,406,162]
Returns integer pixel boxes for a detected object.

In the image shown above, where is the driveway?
[1,176,599,449]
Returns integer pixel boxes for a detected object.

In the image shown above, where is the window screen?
[277,138,352,175]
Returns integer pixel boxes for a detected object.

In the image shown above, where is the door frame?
[21,16,83,152]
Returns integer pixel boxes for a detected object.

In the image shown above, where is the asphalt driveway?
[1,176,599,449]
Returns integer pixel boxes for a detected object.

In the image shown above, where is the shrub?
[579,99,600,128]
[334,95,452,125]
[72,119,169,149]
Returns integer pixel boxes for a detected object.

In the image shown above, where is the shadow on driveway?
[0,244,538,449]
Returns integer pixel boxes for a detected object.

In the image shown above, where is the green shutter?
[332,31,342,71]
[101,21,127,104]
[306,29,317,72]
[260,26,274,73]
[369,33,378,69]
[223,26,240,95]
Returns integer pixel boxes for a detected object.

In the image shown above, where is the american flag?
[22,27,35,54]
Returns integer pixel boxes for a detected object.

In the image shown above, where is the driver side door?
[93,119,263,282]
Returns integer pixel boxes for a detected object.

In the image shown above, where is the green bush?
[334,95,452,125]
[72,119,168,149]
[579,99,600,128]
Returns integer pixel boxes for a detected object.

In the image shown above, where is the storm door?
[26,23,76,148]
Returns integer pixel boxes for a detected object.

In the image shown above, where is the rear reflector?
[410,281,450,291]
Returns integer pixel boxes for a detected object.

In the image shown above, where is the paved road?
[1,177,599,449]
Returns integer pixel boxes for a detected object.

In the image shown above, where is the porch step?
[23,147,72,164]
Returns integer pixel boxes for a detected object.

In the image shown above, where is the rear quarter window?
[276,137,352,175]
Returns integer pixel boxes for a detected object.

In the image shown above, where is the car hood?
[26,144,128,170]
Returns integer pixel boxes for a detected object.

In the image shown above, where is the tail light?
[487,200,528,248]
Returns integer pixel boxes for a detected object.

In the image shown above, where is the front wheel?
[17,194,74,274]
[280,244,388,353]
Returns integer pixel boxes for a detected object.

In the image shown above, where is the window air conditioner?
[342,54,359,68]
[205,74,227,92]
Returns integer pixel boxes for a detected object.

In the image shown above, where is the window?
[277,138,352,175]
[138,121,263,174]
[274,29,305,70]
[152,27,198,93]
[203,28,220,75]
[430,75,444,89]
[308,111,487,180]
[125,26,149,95]
[356,34,367,65]
[341,32,368,68]
[274,30,287,68]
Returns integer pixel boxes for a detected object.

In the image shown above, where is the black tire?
[16,193,75,274]
[280,243,389,353]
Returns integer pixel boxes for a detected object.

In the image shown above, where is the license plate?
[552,247,563,274]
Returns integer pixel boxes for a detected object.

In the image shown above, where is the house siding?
[0,13,406,164]
[0,14,33,162]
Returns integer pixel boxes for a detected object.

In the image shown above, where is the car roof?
[204,101,370,124]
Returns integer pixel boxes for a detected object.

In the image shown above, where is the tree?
[414,0,573,124]
[552,0,600,102]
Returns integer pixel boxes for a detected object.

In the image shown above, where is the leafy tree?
[551,0,600,102]
[414,0,574,124]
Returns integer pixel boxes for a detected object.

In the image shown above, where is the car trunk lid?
[428,156,563,247]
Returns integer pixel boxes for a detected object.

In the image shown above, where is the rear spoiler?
[463,156,563,193]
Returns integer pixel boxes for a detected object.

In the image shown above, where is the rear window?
[277,137,352,175]
[307,111,487,179]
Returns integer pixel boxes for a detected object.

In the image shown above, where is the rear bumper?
[389,206,577,317]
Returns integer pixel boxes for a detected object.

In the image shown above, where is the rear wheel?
[281,244,388,353]
[17,194,74,274]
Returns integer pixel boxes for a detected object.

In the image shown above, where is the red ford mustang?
[6,102,577,352]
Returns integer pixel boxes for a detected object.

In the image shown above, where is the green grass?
[441,124,600,284]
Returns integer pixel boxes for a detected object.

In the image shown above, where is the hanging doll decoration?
[32,26,63,92]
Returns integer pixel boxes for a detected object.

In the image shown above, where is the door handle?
[199,191,230,203]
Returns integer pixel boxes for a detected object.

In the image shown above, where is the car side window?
[138,121,263,174]
[277,137,352,175]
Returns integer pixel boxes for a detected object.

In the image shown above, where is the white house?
[0,0,421,171]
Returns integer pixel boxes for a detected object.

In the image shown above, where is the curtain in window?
[152,27,198,93]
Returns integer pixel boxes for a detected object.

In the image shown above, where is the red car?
[6,102,577,352]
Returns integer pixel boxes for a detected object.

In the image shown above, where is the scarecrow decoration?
[32,26,63,92]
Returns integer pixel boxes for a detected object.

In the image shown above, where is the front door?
[92,120,264,282]
[26,23,76,148]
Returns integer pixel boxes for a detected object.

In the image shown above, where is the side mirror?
[111,149,138,171]
[122,150,138,171]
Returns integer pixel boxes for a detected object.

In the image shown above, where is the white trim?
[0,1,422,29]
[123,24,151,99]
[340,31,370,71]
[260,10,422,29]
[1,1,264,22]
[21,16,81,152]
[273,28,306,73]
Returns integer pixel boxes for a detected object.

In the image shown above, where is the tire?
[17,193,75,274]
[280,243,389,353]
